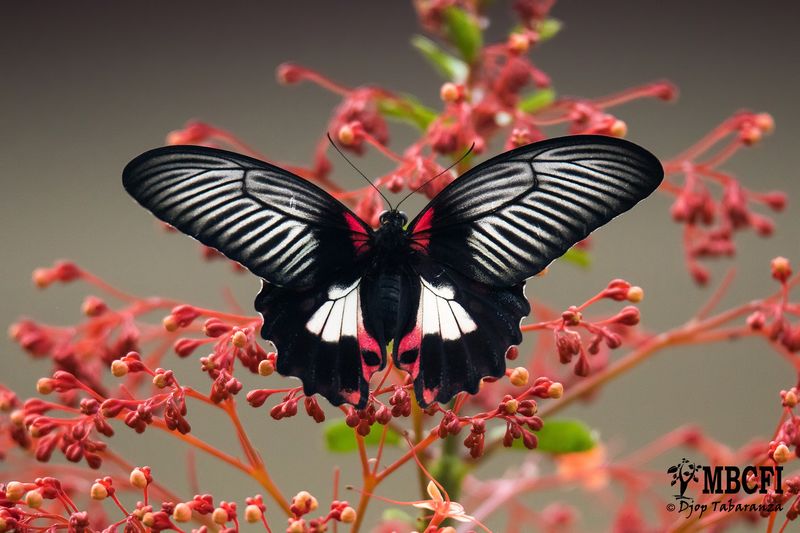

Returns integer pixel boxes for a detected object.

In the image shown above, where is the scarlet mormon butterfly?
[123,135,663,409]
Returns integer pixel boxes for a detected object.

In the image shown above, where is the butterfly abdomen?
[377,272,402,340]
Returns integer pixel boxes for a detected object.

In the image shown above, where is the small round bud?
[288,520,306,533]
[507,32,530,54]
[547,382,564,399]
[439,527,457,533]
[172,502,192,523]
[244,504,263,523]
[626,286,644,303]
[152,373,168,389]
[258,359,275,376]
[338,124,355,146]
[36,378,55,395]
[609,119,627,137]
[129,468,148,489]
[440,82,460,103]
[740,125,762,145]
[212,507,228,525]
[90,482,108,500]
[509,367,529,387]
[755,113,775,133]
[10,409,25,426]
[773,443,792,464]
[5,481,25,501]
[339,506,357,524]
[32,268,52,288]
[111,360,129,377]
[231,330,248,348]
[25,490,43,509]
[293,490,318,512]
[503,398,519,414]
[771,257,792,283]
[783,389,798,408]
[162,315,178,332]
[141,513,156,527]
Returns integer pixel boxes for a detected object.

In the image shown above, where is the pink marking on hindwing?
[356,308,382,380]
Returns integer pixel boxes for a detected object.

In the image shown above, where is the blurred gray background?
[2,1,799,530]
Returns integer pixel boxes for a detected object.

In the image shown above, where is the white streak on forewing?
[273,240,319,275]
[306,301,333,335]
[321,299,345,342]
[341,289,358,337]
[421,285,440,335]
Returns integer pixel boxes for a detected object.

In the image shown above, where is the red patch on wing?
[356,309,382,382]
[410,208,434,251]
[397,325,422,379]
[344,212,371,255]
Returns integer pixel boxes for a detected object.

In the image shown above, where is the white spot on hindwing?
[306,279,361,341]
[419,277,476,341]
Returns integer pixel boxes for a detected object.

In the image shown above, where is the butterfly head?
[378,210,408,229]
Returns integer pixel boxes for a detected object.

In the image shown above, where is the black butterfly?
[123,135,663,409]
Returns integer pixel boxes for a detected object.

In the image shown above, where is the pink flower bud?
[81,295,107,317]
[615,306,641,326]
[174,338,204,358]
[762,191,787,211]
[203,318,231,337]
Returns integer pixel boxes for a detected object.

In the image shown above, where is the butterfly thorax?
[372,210,410,261]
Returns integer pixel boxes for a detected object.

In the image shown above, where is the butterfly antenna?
[327,133,392,209]
[395,143,474,211]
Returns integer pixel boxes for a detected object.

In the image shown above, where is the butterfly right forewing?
[407,135,664,286]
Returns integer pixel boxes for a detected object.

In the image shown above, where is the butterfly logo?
[123,135,663,409]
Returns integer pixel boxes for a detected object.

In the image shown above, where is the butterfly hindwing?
[407,135,664,285]
[255,275,386,407]
[123,145,372,289]
[393,260,530,406]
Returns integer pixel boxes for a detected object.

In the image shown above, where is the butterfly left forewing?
[123,145,373,289]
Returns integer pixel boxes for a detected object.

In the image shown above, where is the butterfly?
[122,135,663,409]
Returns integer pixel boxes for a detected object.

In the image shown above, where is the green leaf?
[519,88,556,114]
[535,419,597,454]
[560,247,592,268]
[378,95,438,131]
[489,418,596,454]
[323,420,401,453]
[411,35,468,82]
[536,18,563,42]
[443,6,483,63]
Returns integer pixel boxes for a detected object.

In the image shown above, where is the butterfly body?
[123,135,664,408]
